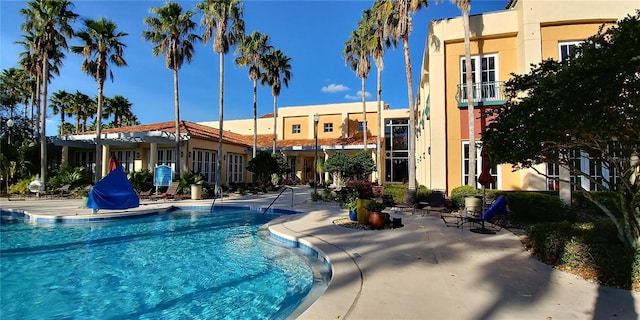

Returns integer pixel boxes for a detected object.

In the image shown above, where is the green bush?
[416,185,431,203]
[450,185,479,208]
[506,192,574,223]
[572,190,621,218]
[383,183,405,203]
[8,177,33,194]
[527,220,637,289]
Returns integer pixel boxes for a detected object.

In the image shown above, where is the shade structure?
[478,144,493,188]
[108,154,119,173]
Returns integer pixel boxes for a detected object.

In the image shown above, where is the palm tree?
[49,89,72,135]
[0,68,26,116]
[369,0,395,182]
[450,0,475,187]
[235,31,272,158]
[19,0,77,185]
[197,0,245,195]
[70,90,92,133]
[143,2,199,178]
[108,95,133,127]
[344,14,373,149]
[71,18,128,182]
[260,48,292,154]
[381,0,428,201]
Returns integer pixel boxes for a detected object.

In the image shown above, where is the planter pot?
[191,184,203,200]
[464,195,483,216]
[356,198,373,225]
[369,211,386,229]
[349,209,358,221]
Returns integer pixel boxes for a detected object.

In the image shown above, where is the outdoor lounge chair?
[151,181,179,201]
[55,184,71,198]
[422,190,450,216]
[137,185,154,200]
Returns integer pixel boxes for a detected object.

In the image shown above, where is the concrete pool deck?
[2,186,640,319]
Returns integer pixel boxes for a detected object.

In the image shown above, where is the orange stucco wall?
[316,114,343,139]
[540,22,614,60]
[282,116,309,140]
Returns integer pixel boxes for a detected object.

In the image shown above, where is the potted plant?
[365,201,387,229]
[348,180,375,225]
[344,197,358,221]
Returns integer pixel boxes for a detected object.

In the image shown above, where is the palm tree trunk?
[376,66,382,183]
[463,8,476,188]
[252,79,257,158]
[40,55,48,186]
[403,36,417,197]
[272,94,277,154]
[174,68,181,179]
[95,79,104,182]
[216,52,224,196]
[361,76,368,150]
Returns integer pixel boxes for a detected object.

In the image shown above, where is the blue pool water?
[0,207,326,319]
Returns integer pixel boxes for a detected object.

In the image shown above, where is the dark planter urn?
[369,211,386,229]
[349,209,358,221]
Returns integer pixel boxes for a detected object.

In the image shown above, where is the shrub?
[8,177,32,194]
[383,183,405,203]
[527,220,637,289]
[416,185,431,203]
[506,192,574,223]
[310,191,322,202]
[572,190,621,218]
[450,185,479,208]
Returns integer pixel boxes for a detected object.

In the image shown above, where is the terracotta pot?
[356,198,373,225]
[369,211,386,229]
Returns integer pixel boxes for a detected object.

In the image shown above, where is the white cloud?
[321,83,349,93]
[345,90,371,100]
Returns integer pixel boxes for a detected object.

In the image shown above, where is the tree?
[20,0,77,186]
[344,11,373,149]
[324,151,351,188]
[197,0,245,195]
[451,0,476,188]
[381,0,428,201]
[483,12,640,248]
[235,31,272,158]
[260,48,292,154]
[349,150,376,181]
[70,90,93,133]
[49,90,72,135]
[72,17,128,182]
[246,151,278,183]
[143,2,200,178]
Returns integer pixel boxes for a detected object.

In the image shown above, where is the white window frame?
[323,122,333,133]
[157,148,176,174]
[546,163,560,191]
[558,41,582,62]
[227,153,244,184]
[357,121,364,132]
[292,124,301,134]
[192,149,216,183]
[74,150,95,173]
[460,54,500,101]
[461,141,500,189]
[110,150,135,173]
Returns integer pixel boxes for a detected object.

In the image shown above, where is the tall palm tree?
[344,14,373,150]
[369,0,395,182]
[49,89,72,135]
[197,0,245,195]
[235,31,272,158]
[451,0,475,187]
[260,48,292,154]
[143,2,199,178]
[0,68,25,116]
[19,0,77,185]
[71,18,128,182]
[381,0,428,201]
[15,33,41,129]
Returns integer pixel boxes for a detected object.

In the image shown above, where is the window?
[192,149,216,183]
[460,54,499,101]
[157,148,176,176]
[110,150,135,172]
[227,154,244,184]
[462,142,498,189]
[358,121,364,132]
[559,41,581,61]
[547,163,560,191]
[384,118,410,182]
[74,151,95,173]
[323,123,333,133]
[292,124,301,134]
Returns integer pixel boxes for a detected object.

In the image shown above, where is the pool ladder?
[261,187,294,215]
[209,186,224,212]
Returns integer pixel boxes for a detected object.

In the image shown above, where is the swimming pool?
[0,206,329,319]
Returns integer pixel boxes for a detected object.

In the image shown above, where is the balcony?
[455,81,506,107]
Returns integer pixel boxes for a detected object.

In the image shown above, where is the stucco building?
[415,0,637,194]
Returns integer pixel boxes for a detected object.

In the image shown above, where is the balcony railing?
[455,81,506,107]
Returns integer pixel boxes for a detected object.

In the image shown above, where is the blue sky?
[0,0,507,135]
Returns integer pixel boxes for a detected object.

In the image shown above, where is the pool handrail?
[262,186,294,215]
